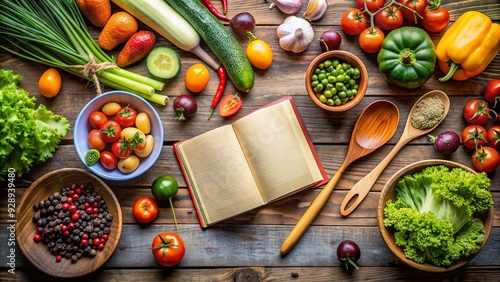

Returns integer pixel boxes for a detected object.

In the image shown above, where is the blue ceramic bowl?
[74,91,163,181]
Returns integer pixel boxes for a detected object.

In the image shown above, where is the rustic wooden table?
[1,0,500,281]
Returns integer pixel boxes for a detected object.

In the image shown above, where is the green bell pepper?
[377,27,436,89]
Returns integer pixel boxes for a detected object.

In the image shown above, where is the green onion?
[0,0,168,105]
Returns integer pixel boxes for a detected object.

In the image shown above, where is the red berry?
[36,226,44,234]
[62,203,70,211]
[68,222,75,230]
[75,188,82,195]
[101,234,108,241]
[84,202,90,208]
[71,212,80,221]
[68,190,74,196]
[93,208,99,214]
[71,183,76,189]
[93,202,99,208]
[63,230,70,237]
[33,234,42,242]
[66,197,73,204]
[72,194,79,201]
[93,214,98,218]
[61,224,68,232]
[81,239,88,246]
[98,243,105,250]
[93,238,101,245]
[86,207,93,214]
[82,233,89,240]
[56,255,62,262]
[69,204,77,213]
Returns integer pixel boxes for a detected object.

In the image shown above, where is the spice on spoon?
[410,95,445,129]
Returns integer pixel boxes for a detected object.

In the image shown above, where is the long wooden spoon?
[280,100,400,256]
[339,90,450,216]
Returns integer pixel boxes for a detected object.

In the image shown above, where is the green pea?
[314,68,321,75]
[336,74,345,82]
[324,60,332,68]
[352,68,360,79]
[346,90,353,98]
[315,84,324,92]
[338,91,347,98]
[318,73,326,81]
[326,98,335,106]
[332,60,340,68]
[319,94,327,103]
[335,82,344,91]
[311,80,319,88]
[318,63,324,69]
[321,78,329,86]
[342,63,351,70]
[349,79,356,86]
[326,83,334,90]
[330,88,337,95]
[311,74,318,81]
[328,76,337,84]
[324,89,333,98]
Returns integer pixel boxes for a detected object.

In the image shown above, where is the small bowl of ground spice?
[16,168,122,278]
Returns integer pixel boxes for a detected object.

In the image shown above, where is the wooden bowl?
[305,50,368,112]
[377,159,494,272]
[16,168,122,278]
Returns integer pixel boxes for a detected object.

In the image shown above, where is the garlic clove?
[303,0,328,21]
[269,0,303,15]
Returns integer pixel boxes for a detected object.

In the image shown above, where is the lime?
[146,47,180,79]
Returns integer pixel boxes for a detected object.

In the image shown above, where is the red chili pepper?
[221,0,228,14]
[201,0,231,21]
[208,66,227,120]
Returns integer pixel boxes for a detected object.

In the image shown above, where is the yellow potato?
[117,155,140,173]
[101,102,121,116]
[134,135,154,158]
[135,112,151,134]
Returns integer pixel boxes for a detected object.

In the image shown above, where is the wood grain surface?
[1,0,500,281]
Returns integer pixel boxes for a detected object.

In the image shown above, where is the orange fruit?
[98,12,138,51]
[76,0,111,28]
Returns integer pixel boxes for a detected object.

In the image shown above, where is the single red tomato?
[100,151,117,170]
[341,8,367,36]
[219,94,242,117]
[151,232,185,267]
[422,7,450,33]
[132,196,158,224]
[487,125,500,150]
[461,125,488,149]
[463,100,492,125]
[89,111,108,129]
[375,5,403,31]
[116,105,138,128]
[100,120,122,143]
[111,140,133,158]
[483,79,500,104]
[356,0,385,13]
[358,27,385,53]
[471,146,500,173]
[397,0,428,21]
[88,129,106,151]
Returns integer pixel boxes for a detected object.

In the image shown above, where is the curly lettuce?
[383,165,493,267]
[0,69,70,180]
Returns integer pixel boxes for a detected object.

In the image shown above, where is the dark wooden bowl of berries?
[16,168,123,278]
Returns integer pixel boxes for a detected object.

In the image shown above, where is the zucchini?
[164,0,254,93]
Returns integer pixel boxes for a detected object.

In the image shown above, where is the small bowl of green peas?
[305,50,368,112]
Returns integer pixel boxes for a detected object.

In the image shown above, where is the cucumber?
[146,46,181,79]
[165,0,254,92]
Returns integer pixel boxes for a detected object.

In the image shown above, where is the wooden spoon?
[280,100,400,256]
[339,90,450,217]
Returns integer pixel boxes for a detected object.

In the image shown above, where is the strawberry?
[117,31,156,67]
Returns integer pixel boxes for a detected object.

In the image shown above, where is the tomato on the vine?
[88,129,106,151]
[356,0,385,13]
[100,120,121,143]
[151,232,185,267]
[358,27,385,53]
[89,111,108,129]
[397,0,428,21]
[116,105,138,128]
[219,94,242,117]
[422,7,450,33]
[132,196,158,224]
[111,140,133,158]
[341,8,367,36]
[463,100,492,125]
[375,5,403,31]
[471,146,500,173]
[483,79,500,105]
[487,125,500,150]
[461,125,488,149]
[100,151,117,170]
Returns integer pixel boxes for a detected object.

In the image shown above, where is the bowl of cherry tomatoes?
[74,91,163,181]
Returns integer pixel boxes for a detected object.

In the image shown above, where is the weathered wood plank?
[1,224,499,268]
[2,266,500,282]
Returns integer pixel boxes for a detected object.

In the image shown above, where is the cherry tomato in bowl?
[219,94,242,117]
[151,232,185,267]
[116,105,138,128]
[89,111,108,128]
[132,196,158,224]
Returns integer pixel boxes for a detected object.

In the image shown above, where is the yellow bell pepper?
[436,11,500,82]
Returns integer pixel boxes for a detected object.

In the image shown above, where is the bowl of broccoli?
[377,159,494,272]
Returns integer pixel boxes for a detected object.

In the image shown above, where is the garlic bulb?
[303,0,328,21]
[269,0,303,15]
[276,16,314,53]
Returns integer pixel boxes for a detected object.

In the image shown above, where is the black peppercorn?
[33,203,40,211]
[32,214,40,223]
